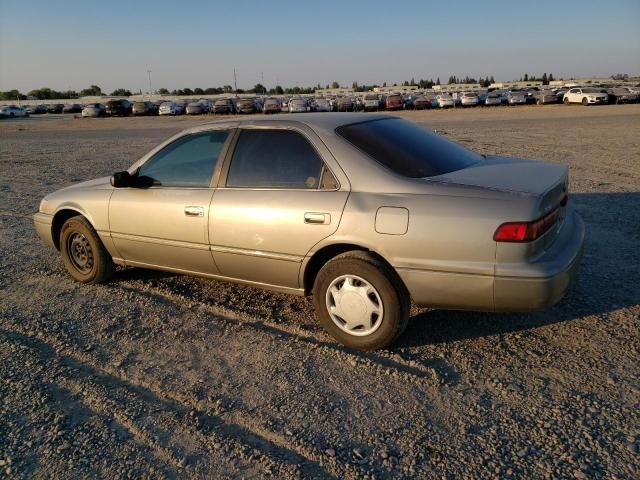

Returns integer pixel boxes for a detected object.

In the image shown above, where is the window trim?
[133,128,235,189]
[217,126,341,191]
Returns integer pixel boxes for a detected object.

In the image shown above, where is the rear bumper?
[33,212,56,249]
[398,211,585,312]
[493,211,585,310]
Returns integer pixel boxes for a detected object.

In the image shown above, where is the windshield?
[337,118,482,178]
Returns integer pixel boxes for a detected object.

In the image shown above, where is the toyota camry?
[34,114,584,350]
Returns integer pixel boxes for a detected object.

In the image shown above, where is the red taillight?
[494,222,529,242]
[494,208,560,242]
[560,193,568,207]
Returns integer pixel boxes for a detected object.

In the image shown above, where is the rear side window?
[336,118,482,178]
[138,130,228,187]
[226,130,323,189]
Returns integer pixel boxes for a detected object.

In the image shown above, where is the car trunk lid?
[432,155,569,249]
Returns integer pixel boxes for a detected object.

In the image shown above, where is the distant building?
[314,88,355,95]
[548,77,640,87]
[433,83,481,92]
[489,81,543,89]
[373,85,418,93]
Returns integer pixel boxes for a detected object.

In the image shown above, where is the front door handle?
[184,206,204,217]
[304,212,330,225]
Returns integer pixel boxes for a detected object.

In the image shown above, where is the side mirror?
[110,171,132,188]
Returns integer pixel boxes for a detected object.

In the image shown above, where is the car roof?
[202,112,391,135]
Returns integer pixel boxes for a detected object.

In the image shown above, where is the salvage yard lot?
[1,105,639,479]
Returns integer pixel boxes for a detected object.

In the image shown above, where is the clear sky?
[1,0,639,93]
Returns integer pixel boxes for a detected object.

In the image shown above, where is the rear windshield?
[336,118,482,178]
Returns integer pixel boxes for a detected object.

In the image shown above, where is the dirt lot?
[1,105,639,479]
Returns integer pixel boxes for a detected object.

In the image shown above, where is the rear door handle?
[184,206,204,217]
[304,212,330,225]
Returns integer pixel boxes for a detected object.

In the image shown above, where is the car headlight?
[39,198,51,213]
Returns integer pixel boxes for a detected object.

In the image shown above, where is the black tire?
[312,251,410,350]
[563,97,570,104]
[60,216,114,284]
[582,97,589,106]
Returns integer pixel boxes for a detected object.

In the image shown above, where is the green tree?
[331,81,340,89]
[0,89,25,100]
[541,73,548,85]
[110,88,131,96]
[273,85,284,95]
[193,88,204,95]
[79,85,102,96]
[253,83,266,94]
[158,88,169,95]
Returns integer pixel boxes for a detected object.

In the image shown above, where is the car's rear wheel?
[313,251,409,350]
[60,216,114,284]
[563,97,570,104]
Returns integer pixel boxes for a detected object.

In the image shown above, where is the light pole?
[233,68,238,95]
[147,70,153,98]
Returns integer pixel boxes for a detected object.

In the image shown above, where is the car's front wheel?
[582,97,589,106]
[60,216,114,284]
[313,251,409,350]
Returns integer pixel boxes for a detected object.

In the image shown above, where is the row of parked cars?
[2,85,638,119]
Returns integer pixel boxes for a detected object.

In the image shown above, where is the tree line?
[1,72,630,101]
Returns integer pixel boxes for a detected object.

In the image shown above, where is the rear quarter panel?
[308,190,535,309]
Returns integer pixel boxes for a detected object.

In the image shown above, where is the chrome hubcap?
[68,232,93,273]
[325,274,384,336]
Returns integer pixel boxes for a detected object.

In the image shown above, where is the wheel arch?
[51,208,88,250]
[301,242,408,297]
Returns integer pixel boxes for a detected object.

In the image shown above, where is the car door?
[109,129,231,274]
[567,88,578,102]
[209,126,349,289]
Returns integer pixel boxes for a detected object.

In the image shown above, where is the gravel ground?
[1,105,639,479]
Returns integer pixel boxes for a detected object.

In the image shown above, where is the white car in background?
[507,91,527,105]
[460,92,479,107]
[363,94,380,111]
[288,98,308,113]
[435,94,455,108]
[159,101,181,115]
[0,105,28,117]
[484,92,502,106]
[563,87,608,105]
[313,98,331,112]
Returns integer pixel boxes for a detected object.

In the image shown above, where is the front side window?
[138,130,228,187]
[226,130,324,189]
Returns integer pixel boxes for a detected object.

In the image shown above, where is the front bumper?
[33,212,56,249]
